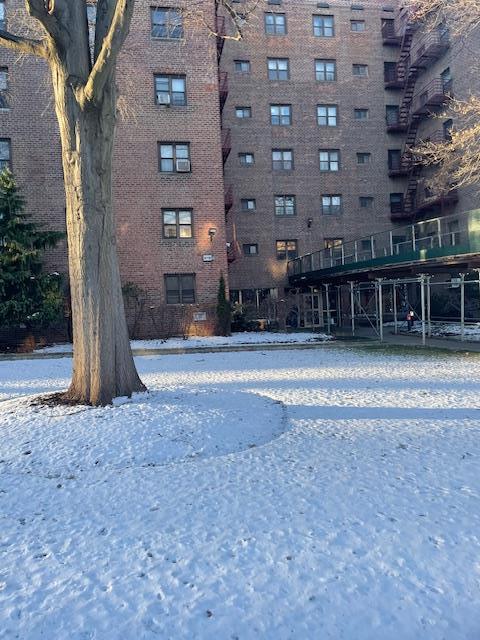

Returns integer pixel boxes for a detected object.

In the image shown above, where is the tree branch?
[25,0,61,41]
[79,0,134,106]
[0,28,46,57]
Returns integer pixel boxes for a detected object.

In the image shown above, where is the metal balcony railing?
[219,71,229,110]
[411,78,453,116]
[287,209,480,280]
[410,27,450,68]
[221,128,231,163]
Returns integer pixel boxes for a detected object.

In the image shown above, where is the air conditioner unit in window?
[157,93,171,106]
[176,159,191,172]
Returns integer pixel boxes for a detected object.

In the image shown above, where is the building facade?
[0,0,477,336]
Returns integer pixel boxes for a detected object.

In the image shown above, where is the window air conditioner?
[176,159,191,172]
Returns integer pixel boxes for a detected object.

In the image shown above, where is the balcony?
[410,28,450,69]
[216,15,226,57]
[384,64,404,90]
[219,71,229,111]
[415,180,459,214]
[227,240,241,263]
[221,127,231,164]
[386,109,408,133]
[382,20,401,46]
[224,185,233,213]
[388,152,413,177]
[411,78,453,118]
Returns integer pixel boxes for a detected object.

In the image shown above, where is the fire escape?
[215,9,240,264]
[384,15,452,222]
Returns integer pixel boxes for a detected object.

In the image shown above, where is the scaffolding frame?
[315,270,480,345]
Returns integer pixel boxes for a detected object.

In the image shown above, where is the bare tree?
[0,0,262,406]
[406,0,480,194]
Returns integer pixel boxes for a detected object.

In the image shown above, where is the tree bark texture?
[0,0,145,405]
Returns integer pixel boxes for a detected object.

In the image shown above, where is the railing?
[410,27,450,67]
[415,179,458,211]
[411,78,452,115]
[218,71,229,110]
[382,19,401,44]
[388,152,412,175]
[288,209,480,278]
[221,127,231,163]
[384,64,402,86]
[216,15,226,56]
[224,185,233,212]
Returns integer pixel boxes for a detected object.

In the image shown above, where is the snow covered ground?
[1,347,480,639]
[35,331,332,354]
[385,321,480,341]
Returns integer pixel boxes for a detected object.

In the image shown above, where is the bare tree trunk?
[52,62,145,406]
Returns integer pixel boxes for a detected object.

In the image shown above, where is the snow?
[35,331,332,354]
[385,321,480,341]
[1,347,480,639]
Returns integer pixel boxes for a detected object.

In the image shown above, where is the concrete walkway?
[334,326,480,353]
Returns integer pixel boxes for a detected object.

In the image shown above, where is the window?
[275,195,296,216]
[351,20,365,31]
[357,152,371,164]
[236,106,252,119]
[354,108,369,120]
[276,240,298,260]
[243,243,259,256]
[388,149,401,171]
[165,274,195,304]
[319,150,340,172]
[154,74,186,106]
[0,67,8,109]
[239,152,254,166]
[386,105,399,125]
[443,118,453,141]
[158,143,190,173]
[151,7,183,39]
[241,198,256,211]
[272,149,293,171]
[324,238,343,249]
[162,209,193,238]
[0,1,5,30]
[270,104,291,126]
[315,59,336,81]
[353,64,369,77]
[234,60,251,73]
[322,195,342,215]
[313,15,334,37]
[390,193,404,213]
[267,58,289,80]
[359,196,374,208]
[441,66,452,90]
[0,138,11,170]
[265,12,286,35]
[317,104,337,127]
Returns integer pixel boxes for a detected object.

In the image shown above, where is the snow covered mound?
[1,389,287,475]
[36,331,332,354]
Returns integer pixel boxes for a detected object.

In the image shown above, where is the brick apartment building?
[0,0,478,336]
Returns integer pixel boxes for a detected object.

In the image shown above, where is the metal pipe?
[350,281,355,336]
[378,280,384,342]
[393,281,398,334]
[427,276,432,337]
[460,273,465,341]
[420,275,426,346]
[324,284,331,334]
